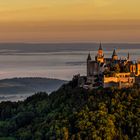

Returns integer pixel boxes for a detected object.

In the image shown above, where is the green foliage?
[0,80,140,139]
[122,64,130,73]
[113,64,121,73]
[0,137,16,140]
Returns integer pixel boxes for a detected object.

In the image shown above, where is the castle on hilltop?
[75,43,140,89]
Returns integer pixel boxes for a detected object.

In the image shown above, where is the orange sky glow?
[0,0,140,43]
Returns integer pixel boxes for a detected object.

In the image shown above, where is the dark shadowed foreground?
[0,79,140,140]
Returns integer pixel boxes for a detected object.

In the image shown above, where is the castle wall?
[104,77,118,83]
[136,63,140,76]
[104,82,118,88]
[103,75,135,88]
[130,64,136,73]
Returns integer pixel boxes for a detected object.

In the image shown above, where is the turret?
[87,52,91,77]
[127,52,130,61]
[98,43,103,56]
[87,52,91,61]
[112,49,118,60]
[96,43,104,63]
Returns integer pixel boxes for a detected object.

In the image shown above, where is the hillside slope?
[0,77,67,101]
[0,80,140,140]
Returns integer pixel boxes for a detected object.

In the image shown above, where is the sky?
[0,0,140,43]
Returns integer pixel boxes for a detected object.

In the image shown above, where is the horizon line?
[0,42,140,44]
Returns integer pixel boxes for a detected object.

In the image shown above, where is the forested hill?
[0,77,67,95]
[0,77,67,102]
[0,80,140,140]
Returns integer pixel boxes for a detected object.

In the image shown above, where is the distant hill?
[0,77,67,101]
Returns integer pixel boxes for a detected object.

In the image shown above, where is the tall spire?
[112,49,118,60]
[87,52,91,61]
[127,52,130,60]
[112,49,117,56]
[99,42,103,50]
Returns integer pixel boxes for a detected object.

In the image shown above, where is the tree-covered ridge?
[0,80,140,140]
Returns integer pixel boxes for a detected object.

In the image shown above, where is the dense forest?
[0,79,140,140]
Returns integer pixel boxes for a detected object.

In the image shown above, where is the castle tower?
[136,61,140,76]
[87,52,91,61]
[130,63,136,74]
[87,52,91,77]
[95,43,104,63]
[127,52,130,61]
[112,49,118,60]
[98,43,103,56]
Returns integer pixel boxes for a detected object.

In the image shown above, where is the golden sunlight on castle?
[74,44,140,89]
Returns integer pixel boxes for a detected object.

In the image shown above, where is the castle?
[76,43,140,89]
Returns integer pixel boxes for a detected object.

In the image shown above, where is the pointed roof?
[112,49,117,56]
[87,52,91,60]
[99,43,103,50]
[128,52,130,59]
